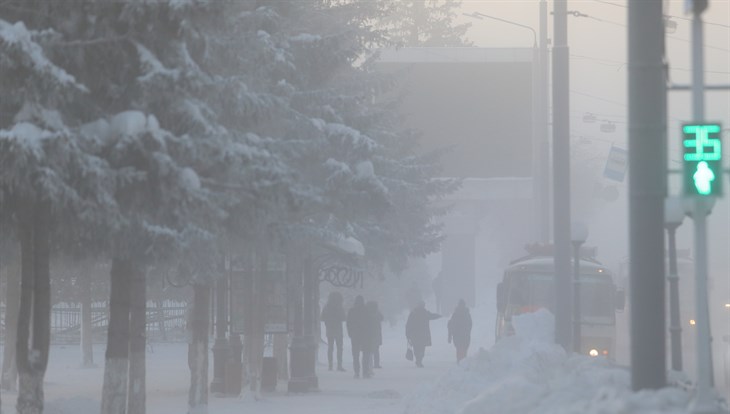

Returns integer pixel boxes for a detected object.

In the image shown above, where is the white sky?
[458,0,730,172]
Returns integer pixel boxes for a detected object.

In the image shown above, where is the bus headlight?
[589,349,599,357]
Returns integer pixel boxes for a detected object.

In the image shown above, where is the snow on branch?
[0,19,87,91]
[135,42,181,83]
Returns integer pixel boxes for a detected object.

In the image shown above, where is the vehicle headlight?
[589,349,599,357]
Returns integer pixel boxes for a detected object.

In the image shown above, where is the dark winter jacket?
[406,305,440,347]
[321,301,346,338]
[448,304,472,349]
[346,297,368,344]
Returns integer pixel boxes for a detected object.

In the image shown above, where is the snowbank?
[405,309,692,414]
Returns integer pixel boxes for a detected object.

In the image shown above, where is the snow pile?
[405,309,692,414]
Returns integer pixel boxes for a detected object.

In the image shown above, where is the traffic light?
[682,123,723,197]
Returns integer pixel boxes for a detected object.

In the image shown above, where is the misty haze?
[0,1,728,414]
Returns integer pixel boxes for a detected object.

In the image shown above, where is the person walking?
[346,295,371,378]
[366,300,384,369]
[321,291,346,371]
[447,299,472,363]
[405,300,441,368]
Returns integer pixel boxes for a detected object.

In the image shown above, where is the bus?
[495,245,625,358]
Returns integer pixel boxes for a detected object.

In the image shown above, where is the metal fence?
[1,300,189,345]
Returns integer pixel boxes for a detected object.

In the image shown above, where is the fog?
[0,1,727,414]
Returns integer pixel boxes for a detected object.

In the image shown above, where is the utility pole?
[552,0,572,352]
[627,0,667,390]
[539,0,550,243]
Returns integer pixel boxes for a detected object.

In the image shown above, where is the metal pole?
[667,224,683,371]
[539,0,550,243]
[688,9,722,414]
[628,0,667,390]
[691,199,717,413]
[532,44,541,241]
[573,242,581,353]
[552,0,572,352]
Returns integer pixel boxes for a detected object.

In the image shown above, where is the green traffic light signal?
[682,123,723,197]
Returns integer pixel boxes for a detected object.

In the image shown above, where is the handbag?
[405,342,414,361]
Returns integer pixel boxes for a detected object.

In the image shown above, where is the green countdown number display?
[682,123,723,197]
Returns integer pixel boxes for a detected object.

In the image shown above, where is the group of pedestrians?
[321,291,473,378]
[405,298,472,367]
[321,292,383,378]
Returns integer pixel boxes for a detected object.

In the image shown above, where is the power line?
[571,89,626,107]
[571,53,730,75]
[593,0,730,29]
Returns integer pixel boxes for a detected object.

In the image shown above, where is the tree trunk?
[188,284,210,414]
[127,265,146,414]
[101,258,132,414]
[80,266,94,368]
[244,253,265,399]
[2,260,21,391]
[273,334,288,381]
[16,201,51,414]
[156,300,166,341]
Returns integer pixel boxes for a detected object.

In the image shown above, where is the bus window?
[580,276,616,319]
[509,273,554,314]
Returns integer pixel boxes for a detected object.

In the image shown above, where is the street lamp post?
[665,196,685,372]
[571,222,588,354]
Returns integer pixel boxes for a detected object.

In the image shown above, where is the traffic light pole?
[689,198,718,414]
[627,0,667,390]
[688,8,723,414]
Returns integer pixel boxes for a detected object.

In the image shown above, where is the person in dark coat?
[346,295,371,378]
[405,300,441,367]
[366,300,384,369]
[321,291,346,371]
[447,299,472,363]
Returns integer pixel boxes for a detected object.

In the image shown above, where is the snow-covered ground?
[3,306,727,414]
[406,309,728,414]
[3,307,464,414]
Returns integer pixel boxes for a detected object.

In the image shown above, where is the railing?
[0,300,189,345]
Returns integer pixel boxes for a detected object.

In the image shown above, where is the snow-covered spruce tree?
[52,2,292,412]
[0,9,125,412]
[0,3,231,413]
[271,0,458,272]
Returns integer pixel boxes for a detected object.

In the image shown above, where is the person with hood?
[405,300,441,368]
[346,295,371,378]
[365,300,384,369]
[447,299,472,363]
[321,291,346,371]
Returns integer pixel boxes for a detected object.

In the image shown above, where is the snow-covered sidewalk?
[3,312,458,414]
[7,307,722,414]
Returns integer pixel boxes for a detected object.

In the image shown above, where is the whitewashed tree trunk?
[101,258,132,414]
[80,266,94,368]
[2,261,20,391]
[127,266,146,414]
[188,284,210,414]
[243,253,265,400]
[101,358,128,414]
[16,201,51,414]
[273,334,288,381]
